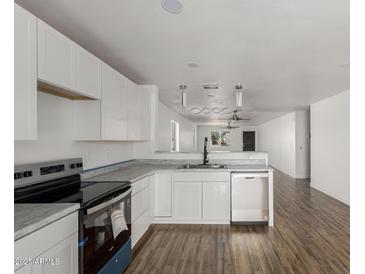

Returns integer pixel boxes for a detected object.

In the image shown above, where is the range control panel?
[14,158,83,188]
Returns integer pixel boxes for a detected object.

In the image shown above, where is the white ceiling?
[16,0,349,125]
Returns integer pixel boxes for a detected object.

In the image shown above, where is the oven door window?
[82,194,131,274]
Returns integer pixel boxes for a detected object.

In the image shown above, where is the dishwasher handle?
[231,172,269,179]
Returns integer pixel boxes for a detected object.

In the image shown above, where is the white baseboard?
[310,184,350,206]
[273,168,309,181]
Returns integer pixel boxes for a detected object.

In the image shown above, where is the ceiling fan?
[218,110,251,121]
[220,120,239,130]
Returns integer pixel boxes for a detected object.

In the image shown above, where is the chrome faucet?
[203,137,209,165]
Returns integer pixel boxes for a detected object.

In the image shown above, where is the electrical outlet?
[105,151,111,159]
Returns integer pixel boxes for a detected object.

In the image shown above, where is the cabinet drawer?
[132,176,149,195]
[174,172,230,182]
[131,187,149,223]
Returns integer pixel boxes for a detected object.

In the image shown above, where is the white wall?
[196,125,258,152]
[14,92,135,170]
[310,90,350,205]
[156,103,197,152]
[258,111,310,179]
[258,112,296,177]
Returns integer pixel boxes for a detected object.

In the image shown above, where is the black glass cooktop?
[14,174,130,209]
[57,180,130,208]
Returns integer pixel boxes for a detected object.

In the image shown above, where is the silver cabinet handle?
[87,188,131,215]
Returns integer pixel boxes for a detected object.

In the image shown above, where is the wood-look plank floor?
[125,170,349,274]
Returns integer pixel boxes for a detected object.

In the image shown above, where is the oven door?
[80,188,131,274]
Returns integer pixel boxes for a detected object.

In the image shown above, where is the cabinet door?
[101,63,127,140]
[139,87,150,140]
[174,181,202,220]
[153,173,172,217]
[75,46,102,99]
[32,233,78,274]
[202,181,230,221]
[14,4,37,140]
[131,209,150,248]
[126,81,141,140]
[37,19,76,90]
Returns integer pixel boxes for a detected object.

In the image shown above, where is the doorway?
[242,131,256,151]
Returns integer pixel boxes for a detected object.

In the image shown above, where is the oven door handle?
[86,188,131,215]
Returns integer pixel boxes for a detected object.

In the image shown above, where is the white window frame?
[170,120,180,152]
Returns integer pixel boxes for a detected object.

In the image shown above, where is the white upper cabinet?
[75,46,102,99]
[37,19,76,91]
[38,19,102,99]
[126,80,141,140]
[15,6,150,142]
[140,87,151,140]
[72,64,150,141]
[14,4,37,140]
[101,63,127,140]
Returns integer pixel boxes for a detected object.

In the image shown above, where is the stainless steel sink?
[178,164,227,169]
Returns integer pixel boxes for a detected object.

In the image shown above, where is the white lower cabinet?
[173,172,230,223]
[174,181,202,221]
[131,209,150,248]
[202,181,230,221]
[32,233,78,274]
[152,173,172,217]
[131,177,151,248]
[14,212,78,274]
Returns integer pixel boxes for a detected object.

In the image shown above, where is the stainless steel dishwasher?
[231,172,269,224]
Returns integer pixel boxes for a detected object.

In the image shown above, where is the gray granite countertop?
[15,203,80,241]
[84,163,180,183]
[83,160,272,183]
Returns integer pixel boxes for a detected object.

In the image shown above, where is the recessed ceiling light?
[161,0,183,14]
[187,62,199,68]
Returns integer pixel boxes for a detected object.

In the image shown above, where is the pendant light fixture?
[180,83,187,108]
[235,83,243,108]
